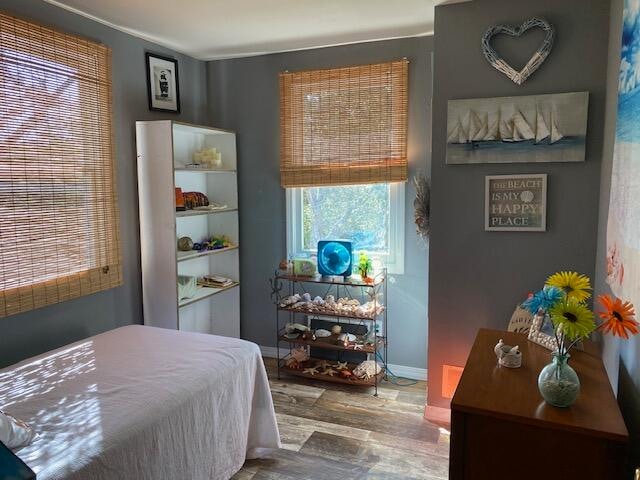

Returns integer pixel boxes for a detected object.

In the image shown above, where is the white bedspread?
[0,325,280,480]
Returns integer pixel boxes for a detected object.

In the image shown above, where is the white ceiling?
[43,0,459,60]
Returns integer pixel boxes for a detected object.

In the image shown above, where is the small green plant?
[358,252,372,279]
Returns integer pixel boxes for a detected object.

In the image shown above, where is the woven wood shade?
[0,12,122,318]
[280,59,408,188]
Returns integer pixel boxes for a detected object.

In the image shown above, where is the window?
[280,60,408,273]
[0,13,121,317]
[287,183,405,274]
[279,60,408,188]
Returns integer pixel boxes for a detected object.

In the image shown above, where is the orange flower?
[597,295,639,339]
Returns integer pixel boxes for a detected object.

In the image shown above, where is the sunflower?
[597,294,639,339]
[549,298,596,340]
[545,271,592,303]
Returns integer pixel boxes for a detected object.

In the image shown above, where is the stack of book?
[198,275,235,288]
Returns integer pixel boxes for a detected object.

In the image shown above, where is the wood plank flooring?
[232,359,450,480]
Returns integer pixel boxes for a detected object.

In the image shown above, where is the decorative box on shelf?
[269,269,387,395]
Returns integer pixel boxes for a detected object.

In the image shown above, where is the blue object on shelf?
[317,240,353,277]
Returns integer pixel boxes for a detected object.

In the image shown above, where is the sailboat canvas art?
[446,92,589,164]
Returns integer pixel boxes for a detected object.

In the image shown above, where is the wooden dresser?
[450,329,629,480]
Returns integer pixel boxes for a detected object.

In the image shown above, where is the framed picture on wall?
[485,174,547,232]
[446,92,589,165]
[145,53,180,113]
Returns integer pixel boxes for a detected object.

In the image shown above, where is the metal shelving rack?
[270,269,388,396]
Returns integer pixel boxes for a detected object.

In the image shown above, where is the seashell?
[285,322,309,333]
[301,293,312,302]
[313,296,325,305]
[291,346,309,362]
[315,329,331,338]
[280,294,301,307]
[344,299,360,306]
[325,295,335,304]
[494,339,522,368]
[285,358,301,369]
[177,236,194,251]
[338,333,356,343]
[292,301,307,309]
[331,325,342,335]
[353,360,383,380]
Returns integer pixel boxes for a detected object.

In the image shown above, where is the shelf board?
[177,245,238,262]
[174,167,237,173]
[279,334,384,354]
[277,305,384,321]
[280,358,385,386]
[276,273,384,287]
[178,282,239,308]
[176,207,237,218]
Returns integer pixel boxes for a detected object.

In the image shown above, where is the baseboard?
[259,345,427,381]
[424,404,451,428]
[259,345,286,359]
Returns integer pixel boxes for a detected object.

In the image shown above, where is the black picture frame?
[145,52,180,113]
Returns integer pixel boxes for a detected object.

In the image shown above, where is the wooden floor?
[232,358,450,480]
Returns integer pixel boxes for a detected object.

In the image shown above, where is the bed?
[0,325,281,480]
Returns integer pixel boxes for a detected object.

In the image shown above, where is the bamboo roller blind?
[279,59,408,188]
[0,12,122,318]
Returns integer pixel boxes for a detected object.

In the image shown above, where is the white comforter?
[0,325,280,480]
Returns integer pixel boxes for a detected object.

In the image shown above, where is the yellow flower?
[549,298,596,340]
[545,271,592,302]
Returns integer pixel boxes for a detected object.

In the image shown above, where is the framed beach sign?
[145,53,180,113]
[485,174,547,232]
[446,92,589,164]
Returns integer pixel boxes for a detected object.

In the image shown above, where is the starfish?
[316,360,329,370]
[353,343,365,351]
[335,361,348,370]
[303,366,319,375]
[321,368,337,377]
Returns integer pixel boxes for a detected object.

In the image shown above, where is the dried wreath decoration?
[481,17,555,85]
[413,173,430,241]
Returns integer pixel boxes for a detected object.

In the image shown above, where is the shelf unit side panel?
[136,121,179,330]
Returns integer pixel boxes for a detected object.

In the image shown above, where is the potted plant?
[357,252,373,284]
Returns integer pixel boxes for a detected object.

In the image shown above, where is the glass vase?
[537,352,580,407]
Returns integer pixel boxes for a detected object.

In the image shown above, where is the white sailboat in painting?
[448,103,564,146]
[447,116,469,144]
[549,106,564,144]
[535,107,550,143]
[483,112,499,141]
[470,111,488,141]
[510,110,535,142]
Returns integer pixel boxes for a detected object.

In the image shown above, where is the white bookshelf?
[136,120,240,338]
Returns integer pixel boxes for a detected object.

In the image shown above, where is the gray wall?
[206,37,432,369]
[597,0,640,473]
[0,0,208,368]
[428,0,611,407]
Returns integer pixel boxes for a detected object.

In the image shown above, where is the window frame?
[286,182,405,275]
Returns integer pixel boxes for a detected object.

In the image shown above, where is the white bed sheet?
[0,325,280,480]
